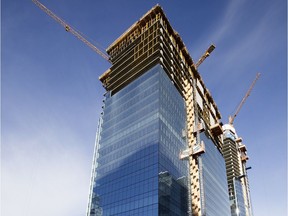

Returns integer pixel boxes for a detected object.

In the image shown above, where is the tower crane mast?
[32,0,110,62]
[229,72,261,125]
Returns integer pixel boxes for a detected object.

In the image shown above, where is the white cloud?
[2,119,93,216]
[190,0,246,59]
[192,0,285,111]
[191,0,283,73]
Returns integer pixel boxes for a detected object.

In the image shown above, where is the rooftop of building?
[101,4,222,119]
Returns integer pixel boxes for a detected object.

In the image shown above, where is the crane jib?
[32,0,110,62]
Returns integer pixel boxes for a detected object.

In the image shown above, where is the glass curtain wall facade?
[89,64,189,216]
[232,178,246,216]
[198,132,231,216]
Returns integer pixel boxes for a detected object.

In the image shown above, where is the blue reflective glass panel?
[199,132,231,216]
[89,64,189,216]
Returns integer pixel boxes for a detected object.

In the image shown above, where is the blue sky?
[2,0,287,215]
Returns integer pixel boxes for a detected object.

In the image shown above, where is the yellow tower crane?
[229,72,261,125]
[33,0,217,68]
[32,0,110,62]
[194,44,216,69]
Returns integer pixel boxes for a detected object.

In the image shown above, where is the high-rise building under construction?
[87,5,231,216]
[222,124,253,216]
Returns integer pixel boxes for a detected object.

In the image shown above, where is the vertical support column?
[184,77,202,215]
